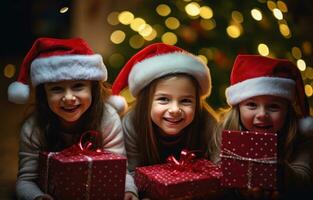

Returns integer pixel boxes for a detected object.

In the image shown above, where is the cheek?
[273,112,288,130]
[150,104,162,122]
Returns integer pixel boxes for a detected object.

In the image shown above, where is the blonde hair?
[131,74,219,165]
[219,104,299,161]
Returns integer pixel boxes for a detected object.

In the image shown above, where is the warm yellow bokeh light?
[138,24,153,37]
[107,12,120,25]
[297,59,306,71]
[110,30,126,44]
[4,64,16,78]
[197,55,208,65]
[200,19,216,31]
[251,8,262,21]
[118,11,134,25]
[305,84,313,97]
[277,1,288,13]
[156,4,171,17]
[267,1,276,11]
[185,2,200,17]
[199,6,213,19]
[273,8,283,20]
[165,17,180,30]
[291,47,302,59]
[161,32,177,45]
[130,18,146,32]
[232,11,244,23]
[258,43,269,56]
[226,25,241,38]
[302,41,312,55]
[143,29,157,41]
[305,67,313,79]
[279,23,291,38]
[129,35,145,49]
[59,7,69,14]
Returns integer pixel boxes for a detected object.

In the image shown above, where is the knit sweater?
[16,103,136,200]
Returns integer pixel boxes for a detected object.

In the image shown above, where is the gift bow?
[78,130,102,152]
[166,149,206,172]
[45,130,104,200]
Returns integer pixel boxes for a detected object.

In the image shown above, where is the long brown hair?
[132,74,219,165]
[28,81,111,151]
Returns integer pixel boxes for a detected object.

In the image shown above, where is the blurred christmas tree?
[107,0,313,110]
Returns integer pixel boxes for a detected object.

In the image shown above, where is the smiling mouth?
[62,105,80,112]
[254,124,273,130]
[164,118,183,123]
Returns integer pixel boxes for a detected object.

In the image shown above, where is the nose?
[168,102,181,115]
[62,90,76,104]
[256,107,269,119]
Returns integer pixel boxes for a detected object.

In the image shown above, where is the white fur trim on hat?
[128,52,211,97]
[31,54,107,86]
[8,81,30,104]
[107,95,128,115]
[226,77,296,106]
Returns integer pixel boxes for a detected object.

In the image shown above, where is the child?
[221,54,313,199]
[111,43,220,196]
[8,38,138,200]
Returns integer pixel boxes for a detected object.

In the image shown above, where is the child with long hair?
[8,38,137,200]
[111,43,220,196]
[220,54,313,199]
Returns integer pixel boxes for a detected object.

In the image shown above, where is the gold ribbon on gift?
[221,148,277,189]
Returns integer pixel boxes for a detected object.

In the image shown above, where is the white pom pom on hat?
[7,37,107,104]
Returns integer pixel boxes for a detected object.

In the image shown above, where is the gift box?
[220,130,277,190]
[38,138,127,200]
[135,157,222,200]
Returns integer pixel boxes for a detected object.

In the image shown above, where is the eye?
[268,103,281,111]
[245,102,257,109]
[49,86,63,93]
[156,97,169,103]
[72,83,86,91]
[181,98,193,105]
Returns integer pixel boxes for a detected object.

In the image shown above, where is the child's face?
[150,75,196,136]
[44,80,92,124]
[239,95,289,133]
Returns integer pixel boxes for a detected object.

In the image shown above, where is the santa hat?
[225,54,313,134]
[7,37,107,104]
[109,42,212,113]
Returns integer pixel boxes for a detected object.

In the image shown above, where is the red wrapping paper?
[220,130,277,190]
[38,145,126,200]
[135,159,222,200]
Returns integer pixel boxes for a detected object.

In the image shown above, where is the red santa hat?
[225,54,313,134]
[7,37,107,104]
[109,42,212,113]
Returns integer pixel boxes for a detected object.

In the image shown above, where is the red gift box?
[220,130,277,190]
[135,158,222,200]
[38,142,126,200]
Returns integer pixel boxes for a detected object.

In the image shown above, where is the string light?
[59,7,69,14]
[258,43,269,56]
[251,8,262,21]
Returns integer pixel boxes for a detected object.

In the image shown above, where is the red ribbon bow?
[166,149,200,171]
[61,130,103,156]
